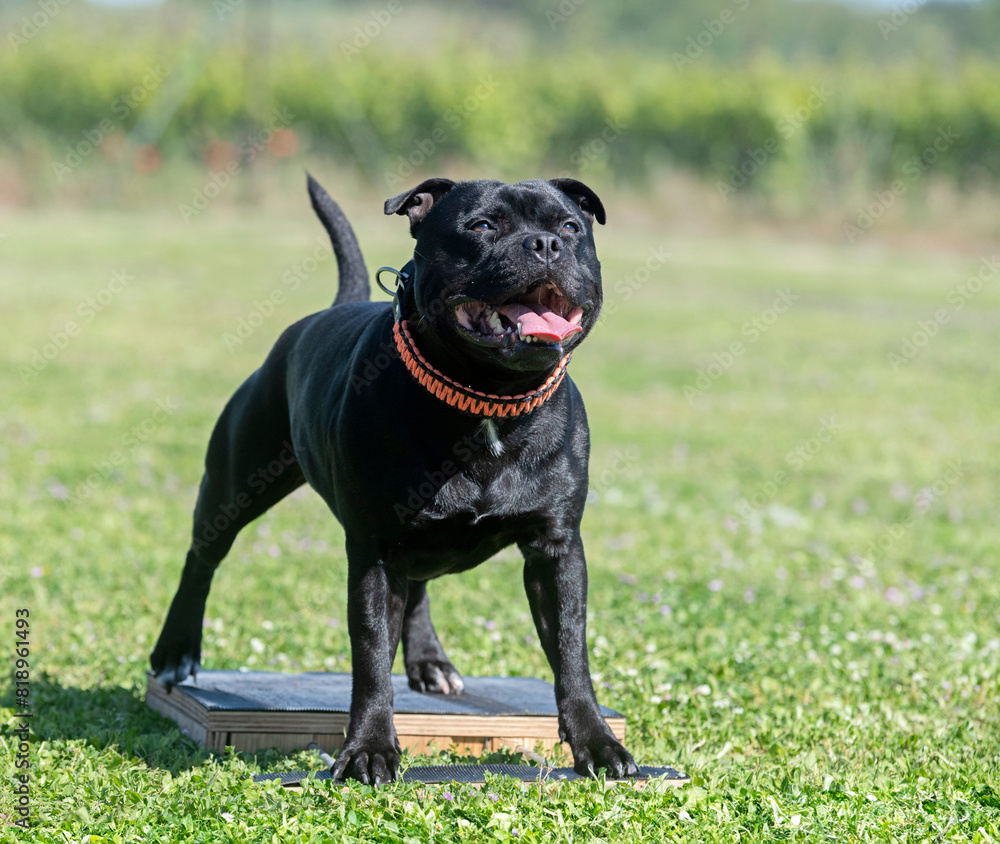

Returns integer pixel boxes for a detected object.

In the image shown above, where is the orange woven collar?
[393,320,571,418]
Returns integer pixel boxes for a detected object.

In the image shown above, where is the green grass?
[2,196,999,842]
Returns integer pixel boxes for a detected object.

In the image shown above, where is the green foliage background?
[2,0,1000,202]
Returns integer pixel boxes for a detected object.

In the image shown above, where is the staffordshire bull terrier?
[151,175,638,785]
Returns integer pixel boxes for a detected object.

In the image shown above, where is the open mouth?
[452,281,585,348]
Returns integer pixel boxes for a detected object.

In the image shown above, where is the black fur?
[307,173,369,306]
[150,176,637,784]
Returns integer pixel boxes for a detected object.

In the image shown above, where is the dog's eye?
[471,221,493,232]
[561,221,580,234]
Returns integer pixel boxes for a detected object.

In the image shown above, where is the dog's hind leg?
[400,580,464,694]
[150,363,305,687]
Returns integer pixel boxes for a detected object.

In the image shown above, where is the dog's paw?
[150,638,201,689]
[406,660,464,695]
[331,742,401,786]
[571,734,639,780]
[151,653,200,689]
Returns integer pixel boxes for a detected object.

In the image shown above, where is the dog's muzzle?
[452,281,585,347]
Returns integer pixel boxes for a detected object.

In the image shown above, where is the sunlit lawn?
[2,190,999,841]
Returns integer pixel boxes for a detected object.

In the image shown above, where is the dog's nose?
[524,232,563,263]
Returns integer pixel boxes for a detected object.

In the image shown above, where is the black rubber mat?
[160,671,622,719]
[253,764,688,786]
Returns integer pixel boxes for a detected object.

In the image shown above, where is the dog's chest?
[395,468,542,578]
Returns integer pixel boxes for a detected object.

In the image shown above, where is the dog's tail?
[307,173,370,306]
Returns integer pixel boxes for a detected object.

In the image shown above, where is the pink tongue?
[495,303,583,343]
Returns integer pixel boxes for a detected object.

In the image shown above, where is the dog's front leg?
[331,542,406,785]
[520,530,639,779]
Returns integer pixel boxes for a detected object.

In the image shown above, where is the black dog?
[151,175,638,785]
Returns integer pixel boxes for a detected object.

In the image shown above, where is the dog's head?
[385,178,605,381]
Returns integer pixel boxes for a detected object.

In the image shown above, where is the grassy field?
[2,188,999,841]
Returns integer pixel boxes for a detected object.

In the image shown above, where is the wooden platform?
[146,670,626,756]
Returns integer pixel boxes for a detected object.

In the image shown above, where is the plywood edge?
[146,675,232,730]
[145,686,208,745]
[168,710,622,740]
[145,672,625,752]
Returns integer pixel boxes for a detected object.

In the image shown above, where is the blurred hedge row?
[2,24,999,196]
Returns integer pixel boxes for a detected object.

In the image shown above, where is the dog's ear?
[384,178,456,235]
[548,178,606,226]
